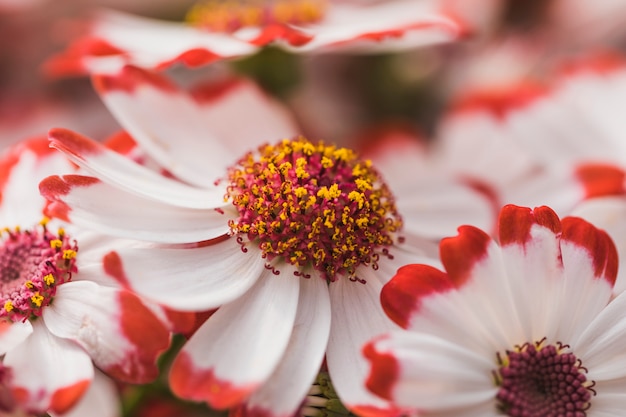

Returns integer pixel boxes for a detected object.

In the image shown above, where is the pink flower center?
[186,0,327,32]
[495,341,594,416]
[226,137,402,282]
[0,220,78,322]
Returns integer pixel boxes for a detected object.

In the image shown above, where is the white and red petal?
[42,281,170,384]
[51,371,120,417]
[45,10,258,76]
[39,174,231,243]
[99,238,266,311]
[0,137,74,227]
[553,216,617,342]
[363,332,495,411]
[571,195,626,293]
[326,268,402,417]
[277,0,464,53]
[235,274,331,417]
[48,128,226,209]
[496,205,565,342]
[4,321,94,414]
[94,66,298,187]
[169,267,300,409]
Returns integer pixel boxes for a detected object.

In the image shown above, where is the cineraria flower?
[364,204,626,416]
[0,137,171,414]
[435,50,626,293]
[45,0,466,76]
[39,66,494,417]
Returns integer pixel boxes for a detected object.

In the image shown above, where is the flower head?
[0,137,171,414]
[39,67,496,417]
[364,204,626,416]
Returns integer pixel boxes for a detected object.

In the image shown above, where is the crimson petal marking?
[170,268,300,409]
[100,239,265,311]
[48,128,225,209]
[235,275,331,417]
[498,205,561,247]
[42,281,171,384]
[554,217,617,343]
[4,321,94,414]
[326,268,400,417]
[439,225,490,288]
[52,371,120,417]
[381,264,454,330]
[363,332,496,411]
[575,163,626,199]
[40,174,230,243]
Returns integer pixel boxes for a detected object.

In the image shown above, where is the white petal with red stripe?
[42,281,170,384]
[169,266,300,409]
[39,174,231,243]
[97,238,266,311]
[326,268,401,417]
[4,321,94,414]
[48,128,226,209]
[50,370,120,417]
[363,332,495,411]
[237,274,331,417]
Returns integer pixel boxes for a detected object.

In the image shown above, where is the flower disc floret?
[187,0,327,32]
[0,220,78,322]
[494,340,594,417]
[226,137,403,282]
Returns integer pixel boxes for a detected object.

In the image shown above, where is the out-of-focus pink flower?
[365,204,626,415]
[45,0,466,76]
[38,66,494,417]
[0,138,171,414]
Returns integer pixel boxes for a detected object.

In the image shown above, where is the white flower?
[364,204,626,416]
[39,66,495,417]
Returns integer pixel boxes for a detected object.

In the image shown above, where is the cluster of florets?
[494,340,593,417]
[186,0,326,32]
[226,136,402,282]
[0,220,78,322]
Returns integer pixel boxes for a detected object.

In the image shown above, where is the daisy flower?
[45,0,466,76]
[0,137,171,414]
[364,204,626,416]
[39,66,494,417]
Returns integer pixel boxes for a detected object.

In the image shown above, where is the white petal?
[326,268,398,415]
[365,331,496,410]
[48,128,226,209]
[169,266,300,409]
[98,238,266,311]
[4,321,94,414]
[43,281,170,384]
[572,290,626,381]
[40,174,231,243]
[240,275,331,417]
[0,320,32,355]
